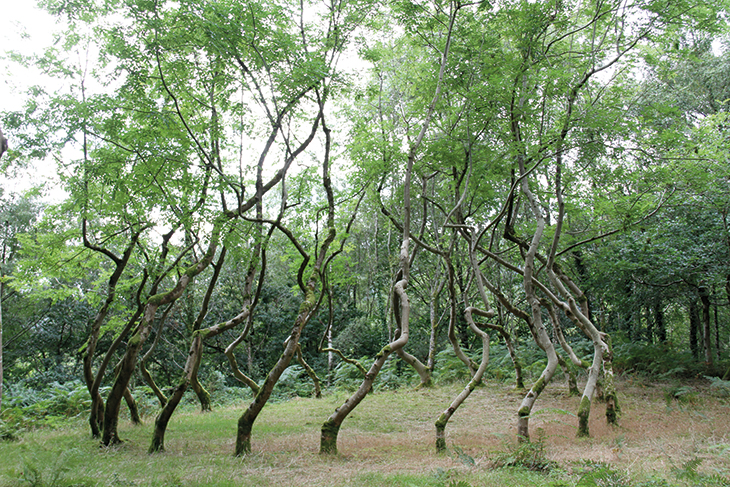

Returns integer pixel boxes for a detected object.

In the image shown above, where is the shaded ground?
[1,377,729,486]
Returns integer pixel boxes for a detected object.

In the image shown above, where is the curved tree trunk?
[140,304,172,408]
[515,146,560,442]
[102,230,220,447]
[150,297,258,452]
[320,280,411,455]
[236,270,322,455]
[296,344,322,398]
[123,388,141,425]
[225,326,261,395]
[81,225,140,437]
[320,0,458,454]
[435,306,491,452]
[237,111,335,456]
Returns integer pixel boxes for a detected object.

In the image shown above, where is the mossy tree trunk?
[187,247,229,413]
[515,139,559,442]
[321,2,461,450]
[435,305,492,452]
[123,388,141,425]
[237,109,336,456]
[236,236,331,456]
[102,230,221,447]
[80,224,141,438]
[426,275,445,373]
[150,244,263,452]
[225,327,261,394]
[139,309,170,408]
[320,1,459,449]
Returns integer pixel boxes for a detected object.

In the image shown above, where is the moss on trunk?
[236,413,254,456]
[123,388,141,425]
[320,419,341,455]
[191,375,212,412]
[89,397,103,438]
[435,414,447,453]
[577,395,591,437]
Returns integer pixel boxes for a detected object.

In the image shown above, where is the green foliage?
[432,348,476,384]
[489,430,556,472]
[275,365,316,399]
[0,420,21,442]
[1,381,91,432]
[705,376,730,398]
[331,355,417,392]
[332,356,370,391]
[663,384,699,407]
[12,449,93,487]
[449,446,475,467]
[576,463,631,487]
[671,457,730,486]
[613,340,704,379]
[377,356,418,390]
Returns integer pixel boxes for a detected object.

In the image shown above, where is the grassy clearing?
[1,379,729,486]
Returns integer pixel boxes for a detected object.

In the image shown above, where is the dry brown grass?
[200,377,730,485]
[2,377,729,486]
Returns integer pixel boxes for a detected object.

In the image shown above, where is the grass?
[0,379,729,486]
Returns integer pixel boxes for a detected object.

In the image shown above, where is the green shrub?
[489,430,556,472]
[576,463,630,487]
[433,348,476,384]
[705,375,730,398]
[0,419,21,441]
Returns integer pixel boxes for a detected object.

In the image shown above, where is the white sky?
[1,1,63,197]
[1,0,59,112]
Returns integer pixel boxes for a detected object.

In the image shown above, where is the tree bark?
[102,229,220,446]
[699,286,713,366]
[236,270,322,455]
[237,110,335,456]
[123,388,141,425]
[689,297,700,359]
[435,306,491,452]
[81,225,140,437]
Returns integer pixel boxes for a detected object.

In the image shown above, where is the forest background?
[1,0,730,482]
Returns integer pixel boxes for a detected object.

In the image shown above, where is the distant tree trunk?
[140,303,173,408]
[0,278,4,412]
[654,298,666,343]
[0,126,7,159]
[689,298,700,359]
[427,277,445,372]
[0,210,6,411]
[715,301,721,362]
[699,286,713,366]
[225,326,260,394]
[556,354,579,396]
[644,306,653,343]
